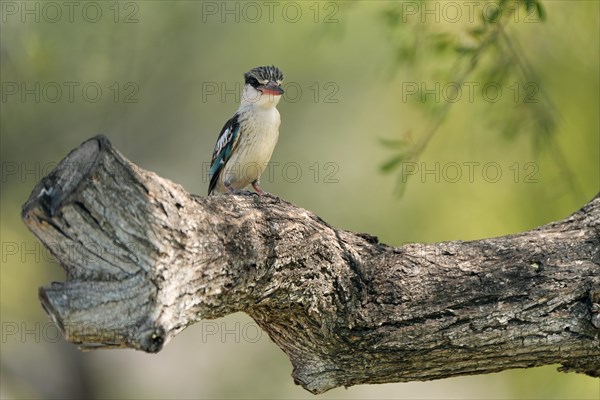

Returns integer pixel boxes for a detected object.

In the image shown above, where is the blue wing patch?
[208,114,241,195]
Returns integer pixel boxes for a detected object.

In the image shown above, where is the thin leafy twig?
[497,24,585,201]
[382,1,581,200]
[385,9,514,194]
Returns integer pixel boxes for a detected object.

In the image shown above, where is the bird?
[208,65,285,196]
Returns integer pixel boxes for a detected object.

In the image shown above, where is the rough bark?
[22,135,600,393]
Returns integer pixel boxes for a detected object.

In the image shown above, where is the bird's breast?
[226,108,280,184]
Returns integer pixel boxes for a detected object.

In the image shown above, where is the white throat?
[240,85,282,110]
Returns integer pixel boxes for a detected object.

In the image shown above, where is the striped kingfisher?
[208,66,285,196]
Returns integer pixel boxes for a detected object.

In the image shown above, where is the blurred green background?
[1,1,598,398]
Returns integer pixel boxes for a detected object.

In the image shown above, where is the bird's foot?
[251,182,267,196]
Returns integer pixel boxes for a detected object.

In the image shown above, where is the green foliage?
[377,0,570,196]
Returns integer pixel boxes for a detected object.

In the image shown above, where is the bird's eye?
[249,77,259,86]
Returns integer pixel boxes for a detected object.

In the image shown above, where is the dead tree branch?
[22,136,600,393]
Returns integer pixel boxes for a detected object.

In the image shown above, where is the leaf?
[393,160,422,196]
[430,32,453,53]
[523,0,545,21]
[525,0,536,12]
[455,46,477,54]
[396,45,417,64]
[468,27,487,39]
[378,138,410,149]
[536,1,546,21]
[380,154,406,173]
[483,5,501,23]
[382,8,401,28]
[393,178,408,197]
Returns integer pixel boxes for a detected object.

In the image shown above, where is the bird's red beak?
[259,82,284,96]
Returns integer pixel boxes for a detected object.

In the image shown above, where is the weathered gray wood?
[22,136,600,393]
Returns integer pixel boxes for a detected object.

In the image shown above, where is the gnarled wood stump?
[22,136,600,393]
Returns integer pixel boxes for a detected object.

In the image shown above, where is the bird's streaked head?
[242,65,284,108]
